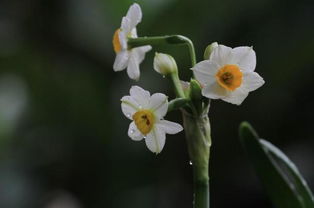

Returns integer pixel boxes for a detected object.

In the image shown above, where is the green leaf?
[260,139,314,208]
[239,122,314,208]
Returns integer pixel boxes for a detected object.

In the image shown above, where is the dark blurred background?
[0,0,313,207]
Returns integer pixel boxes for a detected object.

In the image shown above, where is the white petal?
[232,46,256,72]
[121,95,140,119]
[222,87,249,105]
[132,45,152,64]
[149,93,168,119]
[128,121,143,141]
[129,85,150,108]
[118,27,127,49]
[127,54,140,80]
[125,46,151,80]
[145,127,165,154]
[126,3,142,29]
[209,45,233,66]
[157,120,183,134]
[120,16,131,34]
[113,51,129,71]
[242,72,265,92]
[202,82,228,99]
[192,60,219,86]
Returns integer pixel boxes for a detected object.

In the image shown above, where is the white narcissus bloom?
[112,3,152,81]
[192,45,265,105]
[121,86,183,154]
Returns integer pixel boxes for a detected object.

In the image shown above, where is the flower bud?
[203,42,218,60]
[153,52,178,75]
[189,79,202,101]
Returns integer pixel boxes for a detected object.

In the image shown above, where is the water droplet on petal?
[130,129,135,134]
[126,113,131,118]
[143,136,147,139]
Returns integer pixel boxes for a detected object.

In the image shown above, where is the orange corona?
[216,65,243,91]
[132,110,155,135]
[113,29,122,53]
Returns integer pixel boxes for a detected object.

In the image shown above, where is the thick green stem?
[194,164,210,208]
[182,108,211,208]
[128,35,196,67]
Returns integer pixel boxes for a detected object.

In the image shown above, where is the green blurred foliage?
[0,0,313,207]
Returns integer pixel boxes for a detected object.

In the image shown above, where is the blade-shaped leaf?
[260,139,314,208]
[239,122,314,208]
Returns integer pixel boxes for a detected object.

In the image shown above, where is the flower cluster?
[113,3,265,153]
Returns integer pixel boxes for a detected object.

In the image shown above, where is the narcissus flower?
[112,3,152,80]
[121,86,183,153]
[192,45,265,105]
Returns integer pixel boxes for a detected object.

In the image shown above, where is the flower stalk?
[170,72,186,98]
[128,35,196,67]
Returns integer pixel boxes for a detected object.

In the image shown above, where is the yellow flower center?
[113,29,122,53]
[216,65,243,91]
[132,110,155,135]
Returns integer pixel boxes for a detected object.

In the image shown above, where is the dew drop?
[130,129,135,134]
[143,136,147,139]
[126,113,131,118]
[189,161,193,165]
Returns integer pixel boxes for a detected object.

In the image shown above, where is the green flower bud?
[203,42,218,60]
[189,79,204,115]
[189,79,202,101]
[153,52,178,75]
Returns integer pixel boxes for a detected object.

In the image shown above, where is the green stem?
[170,72,186,98]
[182,108,211,208]
[128,35,197,67]
[194,164,210,208]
